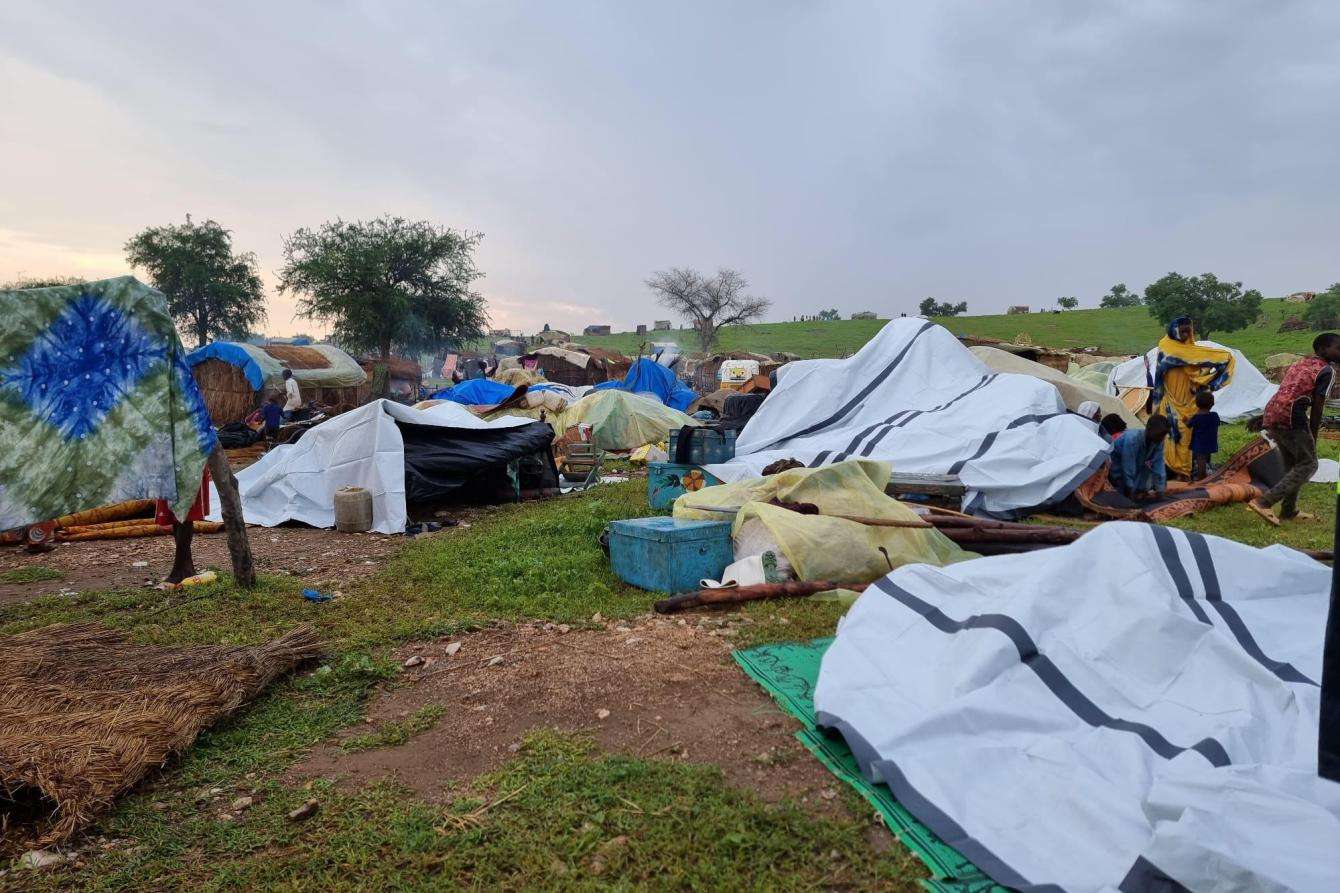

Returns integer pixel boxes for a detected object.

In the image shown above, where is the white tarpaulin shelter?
[705,319,1110,517]
[815,522,1336,892]
[207,399,534,534]
[1108,342,1278,421]
[969,345,1142,429]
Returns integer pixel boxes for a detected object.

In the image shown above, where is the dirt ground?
[0,526,407,605]
[291,618,860,821]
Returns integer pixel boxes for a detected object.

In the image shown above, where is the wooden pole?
[654,580,869,614]
[206,446,256,587]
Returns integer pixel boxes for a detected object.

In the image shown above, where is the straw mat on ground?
[0,622,321,850]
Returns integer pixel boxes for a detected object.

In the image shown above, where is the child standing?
[1186,390,1220,481]
[261,394,285,441]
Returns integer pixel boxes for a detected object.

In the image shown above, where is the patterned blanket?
[0,277,216,528]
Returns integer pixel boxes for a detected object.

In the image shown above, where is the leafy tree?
[125,217,266,348]
[1,275,86,290]
[646,267,770,351]
[278,216,487,362]
[817,308,841,321]
[1056,296,1079,310]
[1143,272,1263,340]
[918,297,968,317]
[1099,282,1142,308]
[1304,284,1340,331]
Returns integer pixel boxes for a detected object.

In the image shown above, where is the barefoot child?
[1186,390,1220,481]
[1248,332,1340,525]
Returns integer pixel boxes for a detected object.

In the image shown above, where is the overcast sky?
[2,1,1338,336]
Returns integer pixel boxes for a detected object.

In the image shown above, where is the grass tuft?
[0,566,64,584]
[340,705,446,752]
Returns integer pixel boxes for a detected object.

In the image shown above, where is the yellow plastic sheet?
[673,459,974,584]
[490,390,699,452]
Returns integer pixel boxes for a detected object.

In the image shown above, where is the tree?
[1057,296,1079,310]
[1099,282,1142,308]
[918,297,968,317]
[278,216,488,362]
[645,267,770,351]
[125,217,266,348]
[817,308,841,321]
[1,275,86,290]
[1143,272,1263,340]
[1304,284,1340,331]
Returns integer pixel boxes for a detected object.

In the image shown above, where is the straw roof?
[0,623,321,850]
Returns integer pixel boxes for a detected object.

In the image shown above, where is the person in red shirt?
[1249,332,1340,525]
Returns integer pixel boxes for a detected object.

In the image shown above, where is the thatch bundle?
[192,358,259,427]
[0,623,321,850]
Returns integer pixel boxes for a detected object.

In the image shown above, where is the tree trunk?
[206,446,256,587]
[166,519,196,584]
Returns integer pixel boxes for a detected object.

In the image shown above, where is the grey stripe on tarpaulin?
[1149,525,1211,624]
[854,374,1000,461]
[1182,530,1318,687]
[946,411,1070,476]
[873,576,1232,767]
[1117,856,1193,893]
[813,710,1063,893]
[961,445,1111,520]
[763,320,935,449]
[832,409,913,462]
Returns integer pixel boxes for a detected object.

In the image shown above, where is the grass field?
[4,438,1333,889]
[578,298,1317,365]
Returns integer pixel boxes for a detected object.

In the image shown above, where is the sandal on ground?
[1246,500,1281,527]
[1280,511,1317,522]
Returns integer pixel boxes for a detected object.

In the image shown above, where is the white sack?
[207,399,530,534]
[815,522,1336,892]
[1108,342,1278,421]
[705,319,1110,517]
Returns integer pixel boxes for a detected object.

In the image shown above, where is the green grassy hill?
[577,299,1314,365]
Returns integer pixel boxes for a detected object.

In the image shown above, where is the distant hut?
[187,342,369,425]
[522,345,631,387]
[1007,305,1030,315]
[358,355,423,402]
[583,324,612,336]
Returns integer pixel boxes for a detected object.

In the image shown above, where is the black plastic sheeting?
[394,419,558,505]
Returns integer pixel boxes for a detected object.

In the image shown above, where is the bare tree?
[646,267,770,351]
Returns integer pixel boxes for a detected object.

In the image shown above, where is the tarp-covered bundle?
[674,460,973,583]
[186,341,368,424]
[593,357,697,412]
[0,276,217,526]
[1108,342,1277,421]
[492,389,699,452]
[208,399,554,533]
[970,345,1141,428]
[815,522,1336,892]
[708,319,1110,517]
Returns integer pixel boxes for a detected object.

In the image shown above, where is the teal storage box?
[608,517,732,593]
[668,427,737,465]
[647,462,721,510]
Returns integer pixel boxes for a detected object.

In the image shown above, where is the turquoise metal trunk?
[608,517,732,593]
[647,462,721,510]
[667,427,737,465]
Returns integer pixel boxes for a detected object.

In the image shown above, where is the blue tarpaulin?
[431,378,517,405]
[431,379,566,405]
[185,342,269,390]
[593,358,696,412]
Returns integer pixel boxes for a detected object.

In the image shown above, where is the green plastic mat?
[734,638,1009,893]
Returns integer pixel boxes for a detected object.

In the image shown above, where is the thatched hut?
[187,342,369,426]
[522,345,631,387]
[358,355,423,402]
